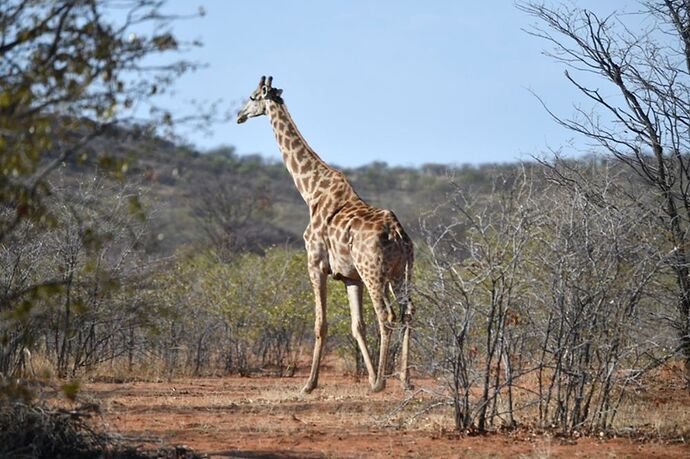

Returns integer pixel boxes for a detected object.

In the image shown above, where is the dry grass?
[612,385,690,441]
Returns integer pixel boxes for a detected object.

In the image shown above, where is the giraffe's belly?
[327,250,361,281]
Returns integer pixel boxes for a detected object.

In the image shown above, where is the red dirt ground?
[77,373,689,458]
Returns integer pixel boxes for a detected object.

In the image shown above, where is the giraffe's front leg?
[301,266,328,395]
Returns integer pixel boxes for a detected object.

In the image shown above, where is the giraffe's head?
[236,75,283,124]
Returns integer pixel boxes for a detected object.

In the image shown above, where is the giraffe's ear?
[261,86,282,99]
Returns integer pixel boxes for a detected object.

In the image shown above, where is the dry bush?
[0,398,205,458]
[414,168,674,435]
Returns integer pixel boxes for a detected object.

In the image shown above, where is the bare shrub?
[415,166,667,433]
[417,171,537,431]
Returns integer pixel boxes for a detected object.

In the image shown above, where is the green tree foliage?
[1,0,199,238]
[143,246,386,377]
[0,0,201,377]
[149,248,315,375]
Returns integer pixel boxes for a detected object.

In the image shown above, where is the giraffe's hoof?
[401,381,415,392]
[300,384,316,395]
[371,381,386,393]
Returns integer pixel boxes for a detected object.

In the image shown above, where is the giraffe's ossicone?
[237,76,414,393]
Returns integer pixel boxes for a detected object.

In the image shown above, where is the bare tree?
[1,171,154,377]
[519,0,690,379]
[530,163,662,433]
[193,176,295,259]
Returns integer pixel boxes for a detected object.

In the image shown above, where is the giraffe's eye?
[249,95,256,101]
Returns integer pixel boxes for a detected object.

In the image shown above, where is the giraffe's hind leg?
[364,280,394,393]
[392,279,414,391]
[399,316,413,391]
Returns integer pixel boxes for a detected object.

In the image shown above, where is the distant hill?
[55,124,549,257]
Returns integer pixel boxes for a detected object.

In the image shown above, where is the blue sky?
[160,1,639,167]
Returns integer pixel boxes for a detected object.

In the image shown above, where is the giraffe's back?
[326,201,413,285]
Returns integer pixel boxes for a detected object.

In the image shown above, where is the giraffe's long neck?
[265,99,336,205]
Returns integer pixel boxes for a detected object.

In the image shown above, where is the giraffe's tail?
[386,215,414,324]
[400,252,414,323]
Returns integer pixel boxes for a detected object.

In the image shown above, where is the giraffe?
[236,76,414,393]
